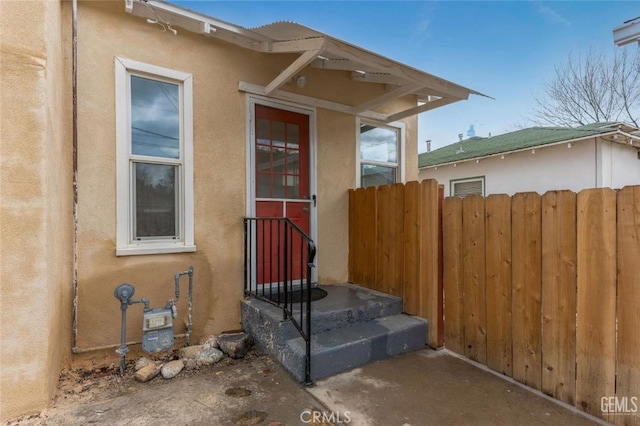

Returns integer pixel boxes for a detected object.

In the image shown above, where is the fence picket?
[403,181,421,316]
[616,186,640,426]
[348,189,356,283]
[576,188,617,418]
[362,186,377,287]
[443,197,464,355]
[541,190,577,405]
[462,194,487,363]
[375,185,389,293]
[389,183,405,297]
[420,180,440,347]
[485,194,512,376]
[512,192,542,390]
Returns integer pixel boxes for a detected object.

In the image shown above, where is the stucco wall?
[74,2,418,355]
[0,0,73,421]
[420,139,600,196]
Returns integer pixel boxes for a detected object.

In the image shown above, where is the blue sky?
[174,1,638,152]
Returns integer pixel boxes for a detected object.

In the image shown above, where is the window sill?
[116,244,197,257]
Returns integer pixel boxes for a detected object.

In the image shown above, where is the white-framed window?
[356,119,405,188]
[115,57,195,256]
[451,176,485,198]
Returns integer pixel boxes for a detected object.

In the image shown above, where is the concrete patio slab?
[308,348,606,426]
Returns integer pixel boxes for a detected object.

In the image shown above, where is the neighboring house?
[418,123,640,197]
[0,0,481,420]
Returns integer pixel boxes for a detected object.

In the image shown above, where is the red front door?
[254,105,311,285]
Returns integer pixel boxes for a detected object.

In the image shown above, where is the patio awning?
[125,0,487,123]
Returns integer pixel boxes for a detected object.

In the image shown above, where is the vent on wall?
[452,178,484,198]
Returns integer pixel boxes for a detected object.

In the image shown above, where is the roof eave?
[419,130,640,169]
[125,0,484,121]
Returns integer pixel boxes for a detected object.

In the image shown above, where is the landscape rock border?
[133,332,253,383]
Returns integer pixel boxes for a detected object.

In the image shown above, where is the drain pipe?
[71,0,80,354]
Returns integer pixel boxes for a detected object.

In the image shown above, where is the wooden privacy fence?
[349,182,640,423]
[443,187,640,424]
[348,180,443,348]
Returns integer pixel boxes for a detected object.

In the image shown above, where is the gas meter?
[113,267,194,375]
[142,308,174,353]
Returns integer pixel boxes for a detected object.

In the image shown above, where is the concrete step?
[291,284,404,334]
[282,314,428,382]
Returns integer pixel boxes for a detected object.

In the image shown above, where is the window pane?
[256,172,271,198]
[272,121,286,148]
[134,163,177,238]
[453,179,484,197]
[256,145,271,173]
[257,118,270,146]
[360,124,397,163]
[361,164,396,188]
[272,147,286,174]
[287,149,299,175]
[287,124,300,149]
[273,176,286,198]
[131,76,180,159]
[284,175,299,198]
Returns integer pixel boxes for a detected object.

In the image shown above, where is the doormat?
[265,287,328,304]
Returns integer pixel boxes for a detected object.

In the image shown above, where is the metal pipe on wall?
[71,0,80,354]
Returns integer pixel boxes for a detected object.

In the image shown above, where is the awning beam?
[353,83,422,114]
[265,45,325,94]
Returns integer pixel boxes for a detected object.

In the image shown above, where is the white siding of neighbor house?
[609,140,640,189]
[419,137,640,196]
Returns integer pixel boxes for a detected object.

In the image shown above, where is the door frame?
[245,94,318,284]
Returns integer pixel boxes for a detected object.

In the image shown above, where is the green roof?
[418,122,630,168]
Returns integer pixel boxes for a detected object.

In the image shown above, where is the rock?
[161,360,184,379]
[184,358,199,371]
[134,363,161,382]
[202,335,219,349]
[135,357,153,371]
[195,347,224,365]
[179,345,204,359]
[198,334,216,345]
[218,333,253,359]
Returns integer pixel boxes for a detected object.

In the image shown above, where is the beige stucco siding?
[73,1,418,355]
[315,109,354,283]
[0,0,73,421]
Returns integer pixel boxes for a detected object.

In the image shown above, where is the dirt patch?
[5,347,264,425]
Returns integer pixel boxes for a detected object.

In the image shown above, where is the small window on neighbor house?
[451,177,485,198]
[115,58,195,255]
[358,120,404,188]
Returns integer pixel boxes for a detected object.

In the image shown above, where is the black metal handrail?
[243,217,316,385]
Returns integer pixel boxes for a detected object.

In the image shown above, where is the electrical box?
[142,308,174,353]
